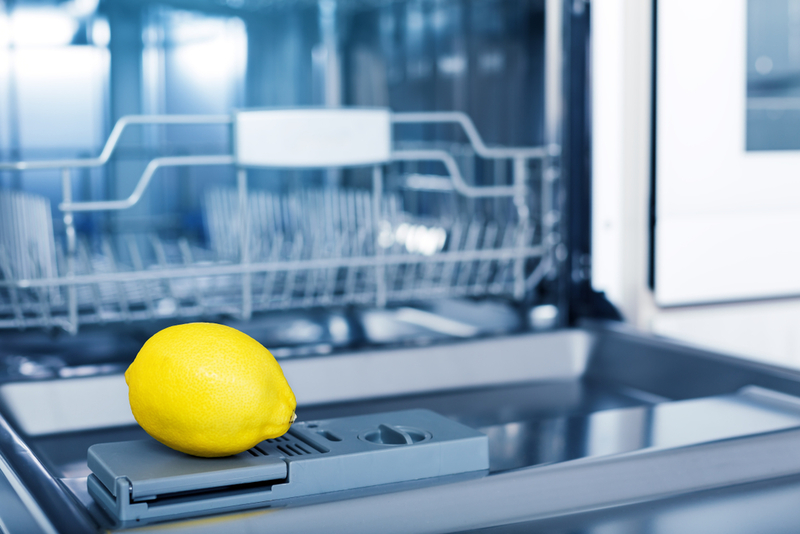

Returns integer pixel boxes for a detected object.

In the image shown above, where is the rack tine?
[54,241,66,307]
[27,241,53,329]
[490,222,517,295]
[126,235,156,318]
[301,232,320,307]
[342,228,362,303]
[472,221,499,295]
[0,244,24,328]
[439,220,463,290]
[177,238,205,313]
[78,238,105,322]
[281,234,304,305]
[322,231,345,304]
[150,234,180,314]
[259,232,284,306]
[455,220,482,289]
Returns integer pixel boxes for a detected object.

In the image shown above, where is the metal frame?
[0,111,559,333]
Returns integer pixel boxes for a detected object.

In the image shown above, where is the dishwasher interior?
[6,325,800,533]
[3,0,800,532]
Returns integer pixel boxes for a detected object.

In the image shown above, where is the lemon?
[125,322,296,457]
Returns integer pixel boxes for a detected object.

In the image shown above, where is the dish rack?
[0,109,560,334]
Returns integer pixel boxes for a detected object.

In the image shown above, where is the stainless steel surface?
[0,455,57,534]
[0,330,590,436]
[3,326,800,532]
[471,474,800,534]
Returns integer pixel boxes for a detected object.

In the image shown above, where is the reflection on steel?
[0,110,559,333]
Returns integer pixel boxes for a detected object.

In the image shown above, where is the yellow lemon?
[125,322,296,457]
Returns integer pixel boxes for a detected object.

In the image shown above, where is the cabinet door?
[655,0,800,306]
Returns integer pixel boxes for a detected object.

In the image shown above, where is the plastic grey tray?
[87,409,488,523]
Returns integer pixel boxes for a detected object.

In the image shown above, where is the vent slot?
[257,430,330,458]
[275,443,311,457]
[247,445,269,457]
[289,429,330,453]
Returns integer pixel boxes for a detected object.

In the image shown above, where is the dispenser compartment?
[87,409,489,523]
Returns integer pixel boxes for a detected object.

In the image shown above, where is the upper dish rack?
[0,109,560,333]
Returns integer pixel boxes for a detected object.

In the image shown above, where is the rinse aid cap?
[87,409,489,523]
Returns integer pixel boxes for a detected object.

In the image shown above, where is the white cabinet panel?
[655,0,800,305]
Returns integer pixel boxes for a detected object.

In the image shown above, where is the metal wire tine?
[384,222,407,296]
[78,237,105,322]
[490,222,518,295]
[330,188,341,240]
[281,195,292,237]
[8,193,23,279]
[340,228,355,300]
[417,226,445,291]
[399,246,418,298]
[259,232,284,305]
[455,219,483,289]
[126,235,156,318]
[301,231,321,307]
[322,232,346,304]
[290,194,303,238]
[321,188,332,245]
[261,191,277,260]
[345,190,356,253]
[27,241,53,329]
[42,194,58,297]
[372,166,386,307]
[53,240,66,307]
[356,190,370,253]
[472,221,499,295]
[439,220,464,289]
[266,192,279,255]
[150,233,179,299]
[321,204,337,306]
[101,236,132,322]
[271,192,282,237]
[0,244,24,328]
[343,227,366,302]
[417,248,440,293]
[384,248,400,295]
[258,192,273,261]
[381,203,403,294]
[178,237,205,313]
[247,193,260,261]
[359,189,377,296]
[237,169,252,320]
[281,233,304,304]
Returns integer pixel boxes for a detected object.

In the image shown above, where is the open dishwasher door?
[7,325,800,533]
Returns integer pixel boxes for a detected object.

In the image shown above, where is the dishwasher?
[3,1,800,533]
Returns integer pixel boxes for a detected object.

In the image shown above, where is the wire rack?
[0,110,560,333]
